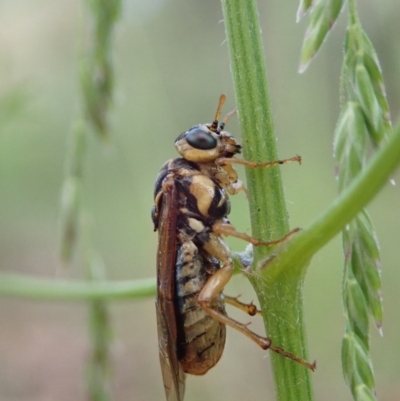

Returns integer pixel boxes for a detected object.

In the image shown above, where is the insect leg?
[214,155,300,197]
[198,231,316,371]
[224,295,261,316]
[197,233,271,349]
[212,222,300,247]
[216,155,301,169]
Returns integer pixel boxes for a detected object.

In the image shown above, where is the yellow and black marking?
[175,240,226,375]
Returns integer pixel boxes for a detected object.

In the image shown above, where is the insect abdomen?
[176,241,226,375]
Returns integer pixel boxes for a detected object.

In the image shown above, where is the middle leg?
[212,222,300,247]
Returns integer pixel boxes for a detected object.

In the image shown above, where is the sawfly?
[152,95,315,401]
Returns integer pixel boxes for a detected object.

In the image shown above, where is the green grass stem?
[221,1,314,400]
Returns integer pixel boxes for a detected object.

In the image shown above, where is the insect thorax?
[153,158,231,230]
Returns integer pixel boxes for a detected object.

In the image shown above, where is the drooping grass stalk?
[60,1,121,399]
[334,1,390,399]
[298,0,391,399]
[221,1,314,400]
[79,2,121,399]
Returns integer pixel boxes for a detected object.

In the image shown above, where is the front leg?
[216,154,301,169]
[213,163,247,196]
[213,155,301,196]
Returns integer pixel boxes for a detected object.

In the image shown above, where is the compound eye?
[186,127,217,150]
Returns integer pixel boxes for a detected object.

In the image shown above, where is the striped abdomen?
[176,240,226,375]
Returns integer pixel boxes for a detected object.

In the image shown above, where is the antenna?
[210,94,226,131]
[219,108,237,131]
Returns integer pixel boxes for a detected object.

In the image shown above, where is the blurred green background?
[0,1,399,400]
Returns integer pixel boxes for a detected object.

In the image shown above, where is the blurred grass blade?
[59,176,82,262]
[296,0,315,22]
[84,231,113,401]
[87,299,112,401]
[81,0,121,141]
[0,83,29,127]
[59,120,86,263]
[299,0,344,73]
